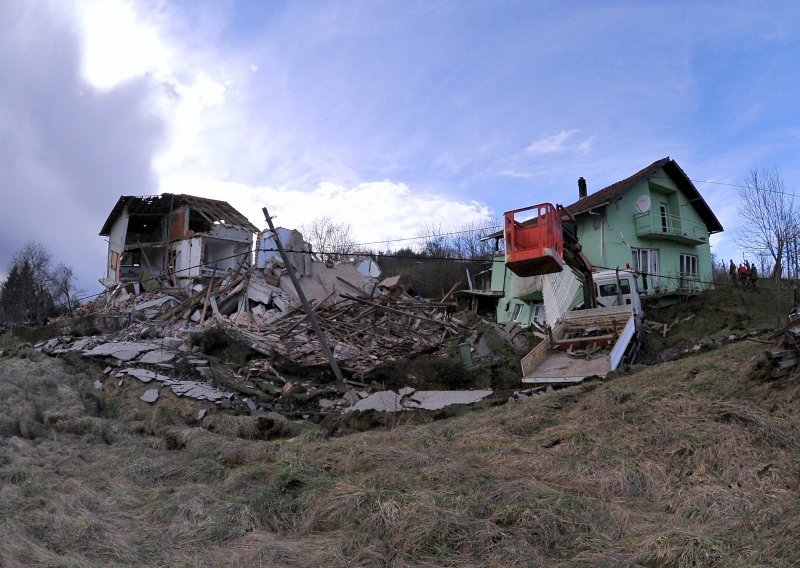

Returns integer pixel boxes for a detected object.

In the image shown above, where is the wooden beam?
[262,206,344,383]
[553,334,615,347]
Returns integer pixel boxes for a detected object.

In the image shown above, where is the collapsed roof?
[99,194,259,236]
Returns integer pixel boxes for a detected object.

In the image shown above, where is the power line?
[352,224,501,247]
[691,178,800,200]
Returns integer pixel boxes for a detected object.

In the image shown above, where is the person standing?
[738,263,748,288]
[749,264,759,291]
[729,259,737,287]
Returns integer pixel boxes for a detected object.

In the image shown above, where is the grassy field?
[1,285,799,566]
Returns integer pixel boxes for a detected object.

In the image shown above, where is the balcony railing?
[633,211,707,244]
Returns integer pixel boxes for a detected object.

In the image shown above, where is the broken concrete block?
[140,389,160,403]
[138,350,176,364]
[124,368,172,383]
[93,380,103,390]
[161,337,185,350]
[197,409,207,420]
[103,366,113,374]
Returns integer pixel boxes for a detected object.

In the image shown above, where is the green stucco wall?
[493,254,544,324]
[574,167,715,295]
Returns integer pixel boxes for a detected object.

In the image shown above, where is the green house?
[488,157,724,325]
[564,157,723,298]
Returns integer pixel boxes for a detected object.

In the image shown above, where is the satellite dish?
[635,195,651,214]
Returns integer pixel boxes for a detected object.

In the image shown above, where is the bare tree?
[50,263,77,314]
[736,168,800,280]
[300,217,357,262]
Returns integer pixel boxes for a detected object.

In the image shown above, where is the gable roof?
[99,193,259,236]
[565,157,723,233]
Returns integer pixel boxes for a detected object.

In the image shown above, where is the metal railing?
[633,211,707,243]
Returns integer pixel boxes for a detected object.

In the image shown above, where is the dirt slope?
[1,285,799,566]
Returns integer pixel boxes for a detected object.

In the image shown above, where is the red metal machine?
[504,203,597,309]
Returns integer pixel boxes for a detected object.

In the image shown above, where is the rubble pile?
[33,241,491,420]
[230,291,465,376]
[92,251,468,378]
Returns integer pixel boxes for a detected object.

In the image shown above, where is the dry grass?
[2,311,800,566]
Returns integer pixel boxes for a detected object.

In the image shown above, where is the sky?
[2,0,800,297]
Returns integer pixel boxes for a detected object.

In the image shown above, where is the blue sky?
[1,0,800,294]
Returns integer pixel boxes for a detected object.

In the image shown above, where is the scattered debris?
[766,326,800,378]
[346,387,492,413]
[140,389,160,403]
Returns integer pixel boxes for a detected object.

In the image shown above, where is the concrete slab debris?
[347,391,402,412]
[398,386,416,397]
[347,389,492,413]
[138,350,176,364]
[123,368,161,383]
[83,342,160,361]
[405,390,493,410]
[140,389,160,403]
[93,380,103,390]
[133,296,179,311]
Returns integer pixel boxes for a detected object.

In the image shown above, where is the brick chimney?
[578,177,587,199]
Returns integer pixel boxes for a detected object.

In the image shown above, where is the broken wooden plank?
[553,334,616,347]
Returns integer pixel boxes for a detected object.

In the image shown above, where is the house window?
[659,204,669,233]
[680,254,698,278]
[632,248,660,291]
[511,304,523,322]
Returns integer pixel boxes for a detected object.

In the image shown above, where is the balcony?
[634,212,707,245]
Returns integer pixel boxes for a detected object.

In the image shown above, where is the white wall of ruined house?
[171,237,203,279]
[106,210,129,280]
[207,223,253,242]
[202,238,251,274]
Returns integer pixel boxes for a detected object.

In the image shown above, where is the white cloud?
[76,0,174,90]
[526,130,595,156]
[159,174,494,248]
[72,1,497,255]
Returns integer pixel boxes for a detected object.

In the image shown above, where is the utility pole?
[262,207,344,383]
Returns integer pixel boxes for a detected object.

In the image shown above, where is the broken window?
[126,215,164,243]
[120,250,141,279]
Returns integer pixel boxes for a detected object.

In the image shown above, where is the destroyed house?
[99,194,258,288]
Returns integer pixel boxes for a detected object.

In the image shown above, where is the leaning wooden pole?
[261,207,344,383]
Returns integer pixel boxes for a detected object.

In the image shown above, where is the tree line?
[0,241,77,325]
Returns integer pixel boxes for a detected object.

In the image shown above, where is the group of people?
[729,259,759,291]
